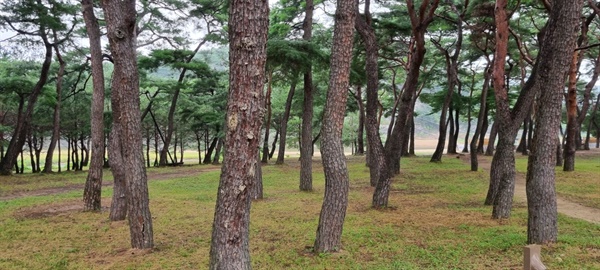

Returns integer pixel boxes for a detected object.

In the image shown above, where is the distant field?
[0,151,598,269]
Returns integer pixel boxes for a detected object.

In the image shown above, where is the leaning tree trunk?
[0,40,53,175]
[43,45,65,173]
[212,138,223,165]
[526,0,582,244]
[203,135,219,164]
[299,0,314,192]
[484,122,498,156]
[102,0,153,249]
[159,43,206,167]
[384,0,440,176]
[275,77,297,164]
[261,72,274,163]
[83,0,106,211]
[208,0,268,267]
[314,0,355,253]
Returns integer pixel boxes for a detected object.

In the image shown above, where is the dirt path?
[0,166,221,201]
[460,151,600,225]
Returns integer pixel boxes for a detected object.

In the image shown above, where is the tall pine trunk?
[355,0,389,205]
[314,0,355,252]
[43,46,65,173]
[208,0,268,267]
[299,0,314,191]
[527,0,582,244]
[102,0,153,249]
[83,0,106,211]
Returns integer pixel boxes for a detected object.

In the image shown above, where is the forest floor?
[0,148,598,269]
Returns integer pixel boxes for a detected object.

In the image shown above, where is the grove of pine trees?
[0,0,599,267]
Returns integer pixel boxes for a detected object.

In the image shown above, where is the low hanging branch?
[575,43,600,51]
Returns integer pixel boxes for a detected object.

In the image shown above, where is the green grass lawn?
[515,152,600,209]
[0,154,598,269]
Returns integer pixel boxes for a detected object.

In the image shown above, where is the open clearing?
[0,150,598,269]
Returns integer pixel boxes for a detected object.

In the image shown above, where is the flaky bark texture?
[83,0,105,211]
[526,0,582,244]
[109,126,127,221]
[299,0,314,191]
[354,1,389,207]
[102,0,153,249]
[208,0,268,267]
[314,0,356,253]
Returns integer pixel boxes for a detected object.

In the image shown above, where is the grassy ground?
[515,152,600,209]
[0,155,598,269]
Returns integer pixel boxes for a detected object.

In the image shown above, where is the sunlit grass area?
[0,154,598,269]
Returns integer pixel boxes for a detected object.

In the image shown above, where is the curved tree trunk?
[203,135,219,164]
[275,77,297,164]
[83,0,106,211]
[484,122,498,156]
[102,0,153,249]
[300,0,314,191]
[208,0,268,267]
[384,0,440,176]
[159,42,206,167]
[314,0,355,253]
[527,0,582,244]
[0,40,53,175]
[43,45,65,173]
[355,1,389,204]
[261,72,273,163]
[212,138,223,165]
